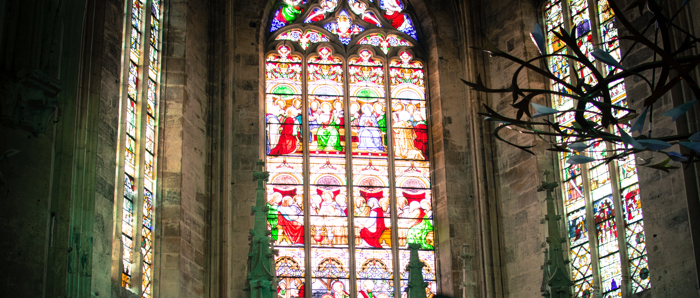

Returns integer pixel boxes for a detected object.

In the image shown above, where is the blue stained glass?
[398,16,418,40]
[271,9,287,32]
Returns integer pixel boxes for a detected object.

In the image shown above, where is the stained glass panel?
[398,249,435,279]
[358,33,412,54]
[121,0,147,291]
[348,0,383,27]
[310,248,351,295]
[276,247,306,298]
[265,2,433,295]
[122,174,136,288]
[391,52,428,162]
[398,250,436,296]
[630,256,650,293]
[268,184,306,246]
[276,28,331,50]
[305,0,338,23]
[324,10,365,45]
[271,2,305,32]
[357,279,394,298]
[379,0,417,39]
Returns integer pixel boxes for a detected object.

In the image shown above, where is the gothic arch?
[208,0,487,297]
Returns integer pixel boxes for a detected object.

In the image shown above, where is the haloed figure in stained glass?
[273,0,306,31]
[380,0,405,28]
[358,198,392,248]
[393,105,424,160]
[268,96,303,156]
[327,280,351,298]
[357,103,385,152]
[314,102,343,151]
[279,277,305,298]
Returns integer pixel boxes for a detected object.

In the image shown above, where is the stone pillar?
[157,0,212,296]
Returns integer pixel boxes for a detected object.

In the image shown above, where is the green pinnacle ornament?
[538,171,573,298]
[245,160,277,298]
[406,243,428,298]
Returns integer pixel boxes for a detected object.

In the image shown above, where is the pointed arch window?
[543,0,650,297]
[264,1,436,297]
[115,0,163,297]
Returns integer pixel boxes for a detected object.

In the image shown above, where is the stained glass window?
[116,0,162,297]
[266,1,432,297]
[543,0,650,297]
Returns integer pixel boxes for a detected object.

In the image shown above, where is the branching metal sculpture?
[465,0,700,171]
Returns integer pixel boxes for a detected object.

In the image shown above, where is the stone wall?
[479,0,555,297]
[0,0,122,297]
[156,0,213,296]
[92,0,127,296]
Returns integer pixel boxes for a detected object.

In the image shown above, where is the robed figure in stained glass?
[358,198,392,248]
[278,277,305,298]
[278,196,305,244]
[267,99,286,154]
[357,104,385,152]
[358,280,377,298]
[270,107,301,155]
[411,108,429,160]
[380,0,418,39]
[393,110,424,160]
[406,198,434,250]
[268,192,283,241]
[315,102,343,151]
[329,280,350,298]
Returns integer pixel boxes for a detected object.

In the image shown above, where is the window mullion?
[385,55,401,298]
[302,52,312,298]
[343,56,358,296]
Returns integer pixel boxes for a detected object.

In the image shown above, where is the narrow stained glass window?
[543,0,650,297]
[265,1,433,297]
[117,1,162,297]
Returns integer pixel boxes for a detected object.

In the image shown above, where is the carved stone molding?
[0,69,63,135]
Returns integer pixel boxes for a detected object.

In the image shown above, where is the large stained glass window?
[116,0,163,297]
[543,1,650,297]
[266,1,435,297]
